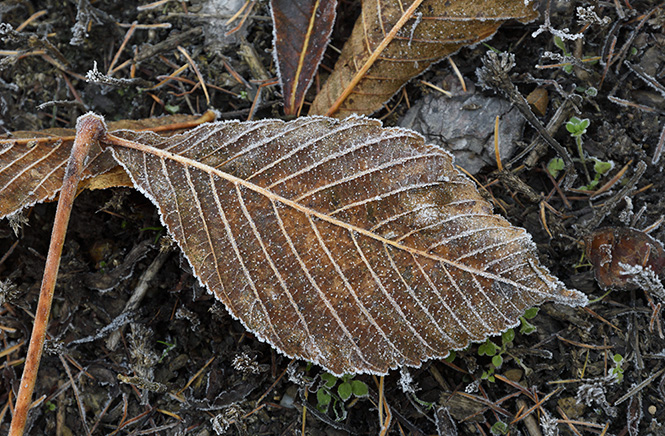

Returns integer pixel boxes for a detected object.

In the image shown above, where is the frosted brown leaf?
[270,0,337,115]
[0,113,213,218]
[309,0,539,117]
[96,115,587,376]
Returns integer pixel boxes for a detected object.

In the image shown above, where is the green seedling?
[547,157,565,179]
[315,372,369,421]
[610,353,624,383]
[566,116,593,184]
[566,116,614,187]
[491,420,509,435]
[554,36,574,73]
[478,308,539,382]
[164,104,180,114]
[566,116,589,156]
[519,307,539,335]
[579,157,614,191]
[157,340,176,363]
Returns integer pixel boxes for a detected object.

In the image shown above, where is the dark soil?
[2,1,665,435]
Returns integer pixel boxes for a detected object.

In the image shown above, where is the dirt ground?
[1,1,665,435]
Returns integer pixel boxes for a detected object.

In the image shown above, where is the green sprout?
[519,307,539,335]
[610,353,624,383]
[478,308,539,382]
[315,373,369,421]
[561,116,614,190]
[478,329,511,382]
[546,157,565,179]
[579,157,614,191]
[164,103,180,114]
[554,36,574,74]
[157,340,176,363]
[491,420,509,435]
[566,116,593,184]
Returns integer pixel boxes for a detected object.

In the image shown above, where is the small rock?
[399,80,525,174]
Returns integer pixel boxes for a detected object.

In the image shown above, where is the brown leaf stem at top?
[322,0,425,116]
[310,0,539,117]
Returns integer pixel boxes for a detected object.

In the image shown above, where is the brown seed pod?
[526,87,549,117]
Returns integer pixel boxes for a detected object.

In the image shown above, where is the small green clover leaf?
[317,389,332,412]
[351,380,368,397]
[502,329,515,345]
[547,157,565,178]
[315,373,369,418]
[491,420,509,435]
[522,307,539,319]
[481,369,496,383]
[320,372,337,388]
[593,158,613,175]
[519,317,537,335]
[338,381,353,401]
[478,340,498,356]
[566,116,590,137]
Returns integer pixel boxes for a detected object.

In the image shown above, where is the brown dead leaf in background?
[309,0,538,117]
[270,0,337,115]
[100,115,586,375]
[585,227,665,290]
[0,113,213,217]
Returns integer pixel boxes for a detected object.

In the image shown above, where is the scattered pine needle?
[449,57,466,92]
[177,46,211,106]
[175,356,215,396]
[419,80,452,97]
[494,115,503,171]
[108,22,138,75]
[137,0,171,11]
[16,10,47,32]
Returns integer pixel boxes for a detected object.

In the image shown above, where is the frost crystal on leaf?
[576,6,612,26]
[620,262,665,302]
[399,368,419,394]
[232,352,264,375]
[540,411,559,436]
[575,379,617,417]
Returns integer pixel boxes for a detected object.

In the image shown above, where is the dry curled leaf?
[585,227,665,290]
[99,115,586,375]
[309,0,538,117]
[0,113,213,218]
[270,0,337,115]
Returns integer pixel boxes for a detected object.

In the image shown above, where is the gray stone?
[399,86,525,174]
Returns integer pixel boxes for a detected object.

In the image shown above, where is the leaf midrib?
[104,131,537,293]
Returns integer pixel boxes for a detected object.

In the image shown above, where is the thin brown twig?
[108,22,137,75]
[177,46,210,106]
[16,10,48,32]
[9,114,107,436]
[58,355,91,435]
[510,388,562,424]
[557,407,584,436]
